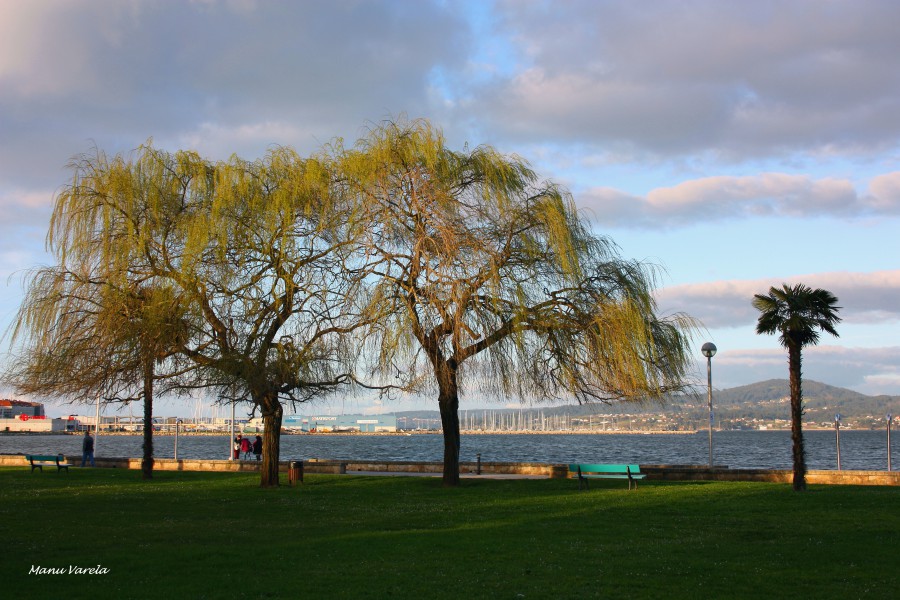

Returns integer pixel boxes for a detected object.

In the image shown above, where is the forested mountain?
[714,379,886,407]
[393,380,899,429]
[710,380,897,425]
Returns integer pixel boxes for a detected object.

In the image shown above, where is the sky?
[1,0,899,418]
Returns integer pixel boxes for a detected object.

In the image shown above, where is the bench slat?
[25,454,72,473]
[568,463,644,490]
[568,463,640,474]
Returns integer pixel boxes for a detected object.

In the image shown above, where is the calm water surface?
[3,430,898,471]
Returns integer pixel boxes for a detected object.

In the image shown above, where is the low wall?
[307,458,561,477]
[2,454,898,485]
[640,464,900,486]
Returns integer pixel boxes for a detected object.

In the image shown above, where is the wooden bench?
[25,454,73,474]
[569,463,645,490]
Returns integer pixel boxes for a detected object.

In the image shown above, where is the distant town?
[3,379,898,435]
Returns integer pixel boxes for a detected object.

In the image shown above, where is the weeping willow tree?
[339,119,697,486]
[5,265,189,480]
[6,143,367,487]
[120,284,189,479]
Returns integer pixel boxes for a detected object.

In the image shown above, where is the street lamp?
[174,419,183,461]
[887,414,893,472]
[835,413,842,470]
[229,399,235,461]
[701,342,717,469]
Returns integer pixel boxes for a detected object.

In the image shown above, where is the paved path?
[346,470,547,479]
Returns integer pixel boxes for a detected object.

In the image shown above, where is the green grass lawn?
[2,468,898,599]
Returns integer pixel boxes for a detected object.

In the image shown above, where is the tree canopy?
[7,144,369,487]
[754,284,841,350]
[6,119,699,488]
[338,120,697,485]
[6,214,192,479]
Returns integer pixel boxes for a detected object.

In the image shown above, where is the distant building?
[283,414,397,433]
[0,399,69,432]
[0,399,45,419]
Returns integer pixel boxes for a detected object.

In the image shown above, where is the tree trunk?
[259,397,283,488]
[436,363,461,487]
[788,343,806,492]
[141,357,154,480]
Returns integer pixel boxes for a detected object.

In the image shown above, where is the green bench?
[25,454,73,474]
[569,463,645,490]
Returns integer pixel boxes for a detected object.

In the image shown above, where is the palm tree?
[753,284,841,491]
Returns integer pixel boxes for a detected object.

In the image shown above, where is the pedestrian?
[240,435,252,460]
[253,435,262,461]
[81,429,95,467]
[234,433,242,460]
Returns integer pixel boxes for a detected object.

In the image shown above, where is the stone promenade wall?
[2,453,898,485]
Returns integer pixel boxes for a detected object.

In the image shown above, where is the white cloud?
[0,0,471,187]
[658,270,900,329]
[0,187,55,215]
[172,121,317,160]
[578,172,900,228]
[0,189,54,262]
[866,172,900,210]
[477,0,900,159]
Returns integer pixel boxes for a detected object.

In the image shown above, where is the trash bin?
[289,460,303,485]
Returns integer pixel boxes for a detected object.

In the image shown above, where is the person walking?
[81,429,95,467]
[252,435,262,461]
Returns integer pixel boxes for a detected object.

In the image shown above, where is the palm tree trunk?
[141,357,154,480]
[788,343,807,491]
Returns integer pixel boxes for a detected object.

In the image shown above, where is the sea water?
[2,430,897,471]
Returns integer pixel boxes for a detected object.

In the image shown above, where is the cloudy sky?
[2,0,899,416]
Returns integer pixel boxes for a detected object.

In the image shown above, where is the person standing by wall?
[252,435,262,461]
[81,429,95,467]
[233,433,242,460]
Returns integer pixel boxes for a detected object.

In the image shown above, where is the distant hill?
[714,379,885,406]
[711,379,898,424]
[392,380,899,424]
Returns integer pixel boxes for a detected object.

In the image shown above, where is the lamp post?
[888,414,893,472]
[174,419,182,461]
[835,413,842,470]
[229,400,235,461]
[701,342,717,469]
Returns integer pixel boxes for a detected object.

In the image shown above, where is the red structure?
[0,399,45,419]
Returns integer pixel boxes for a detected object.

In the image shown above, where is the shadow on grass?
[2,468,898,599]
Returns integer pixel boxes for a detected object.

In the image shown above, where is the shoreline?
[0,427,859,437]
[1,453,896,485]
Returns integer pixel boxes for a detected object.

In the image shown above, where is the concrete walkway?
[346,470,547,479]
